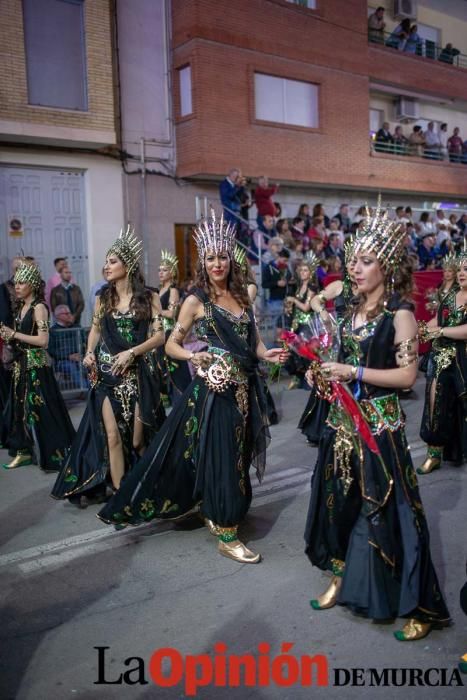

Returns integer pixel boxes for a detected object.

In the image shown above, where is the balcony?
[370,137,467,165]
[368,30,467,69]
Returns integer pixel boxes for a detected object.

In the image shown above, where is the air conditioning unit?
[394,97,419,122]
[394,0,417,20]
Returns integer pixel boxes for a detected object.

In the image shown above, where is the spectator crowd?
[218,167,467,312]
[374,121,467,163]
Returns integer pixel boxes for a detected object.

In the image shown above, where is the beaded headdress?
[302,251,320,275]
[13,262,42,291]
[193,210,236,266]
[107,225,143,276]
[160,249,179,275]
[353,196,406,268]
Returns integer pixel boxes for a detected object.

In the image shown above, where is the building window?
[254,73,319,129]
[179,65,193,117]
[23,0,87,111]
[286,0,317,8]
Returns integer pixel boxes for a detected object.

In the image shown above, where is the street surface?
[1,377,466,699]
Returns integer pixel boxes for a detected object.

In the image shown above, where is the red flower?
[442,307,449,320]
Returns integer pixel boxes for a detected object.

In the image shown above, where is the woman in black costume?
[52,227,165,506]
[418,248,467,474]
[98,212,287,563]
[1,262,75,470]
[157,250,191,401]
[284,254,318,389]
[304,203,450,641]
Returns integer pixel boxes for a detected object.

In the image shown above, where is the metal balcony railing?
[368,29,467,69]
[371,138,467,163]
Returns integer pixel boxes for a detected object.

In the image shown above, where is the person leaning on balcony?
[403,25,422,55]
[375,122,394,152]
[448,127,463,163]
[424,122,442,159]
[386,18,411,50]
[368,6,385,44]
[409,125,425,156]
[438,43,460,65]
[393,126,409,154]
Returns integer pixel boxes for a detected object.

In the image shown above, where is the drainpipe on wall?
[140,136,149,280]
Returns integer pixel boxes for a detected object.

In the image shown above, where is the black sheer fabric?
[52,309,165,500]
[98,288,270,528]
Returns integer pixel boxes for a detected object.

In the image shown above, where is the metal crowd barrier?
[48,325,90,395]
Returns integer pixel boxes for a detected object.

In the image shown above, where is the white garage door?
[0,166,89,303]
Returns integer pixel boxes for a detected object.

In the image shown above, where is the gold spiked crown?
[107,225,143,276]
[442,250,457,269]
[353,196,407,268]
[160,249,179,274]
[14,262,42,291]
[193,209,236,266]
[303,250,320,275]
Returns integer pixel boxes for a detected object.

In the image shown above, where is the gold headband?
[160,249,179,275]
[353,196,406,268]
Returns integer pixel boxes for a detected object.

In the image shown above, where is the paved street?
[1,377,466,700]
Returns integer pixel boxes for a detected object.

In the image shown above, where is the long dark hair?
[15,280,46,314]
[194,256,251,308]
[351,254,414,320]
[101,265,152,320]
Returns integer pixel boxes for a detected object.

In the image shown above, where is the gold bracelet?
[129,348,136,363]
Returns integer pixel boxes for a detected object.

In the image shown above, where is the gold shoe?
[310,576,342,610]
[417,447,442,475]
[2,453,33,470]
[394,618,432,641]
[204,518,220,536]
[417,456,441,475]
[218,539,261,564]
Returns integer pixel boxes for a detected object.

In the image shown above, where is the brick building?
[0,0,123,318]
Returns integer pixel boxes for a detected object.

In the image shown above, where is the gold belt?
[197,347,247,393]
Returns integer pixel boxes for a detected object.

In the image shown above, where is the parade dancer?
[98,212,288,563]
[284,253,319,389]
[52,227,166,507]
[418,247,467,473]
[157,250,191,401]
[1,262,75,470]
[304,201,450,641]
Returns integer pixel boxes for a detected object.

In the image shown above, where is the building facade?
[0,0,123,320]
[1,0,467,292]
